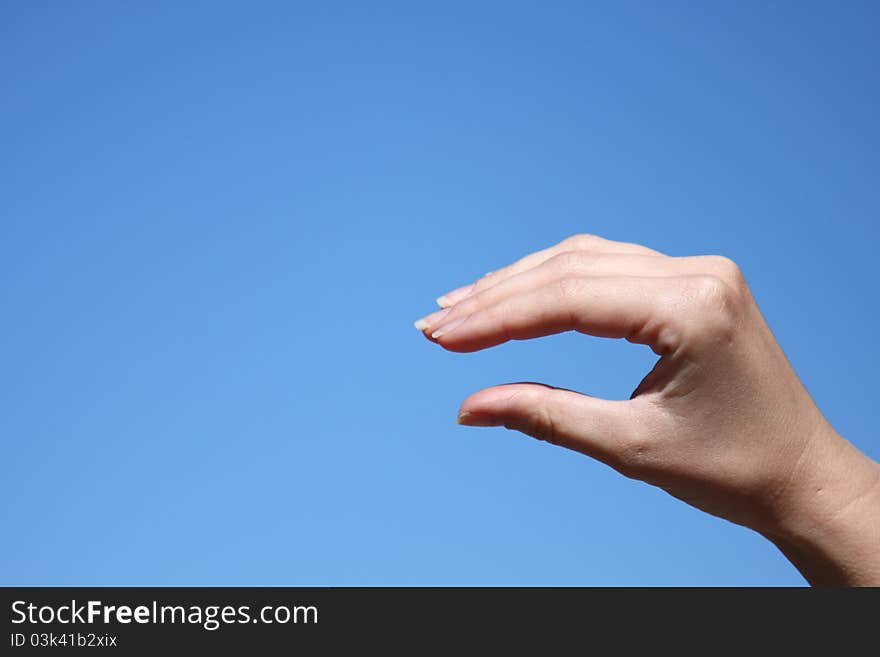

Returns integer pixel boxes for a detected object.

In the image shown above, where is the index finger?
[431,275,683,355]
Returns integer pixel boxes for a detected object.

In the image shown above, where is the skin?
[414,234,880,586]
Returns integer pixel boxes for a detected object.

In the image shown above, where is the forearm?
[762,428,880,586]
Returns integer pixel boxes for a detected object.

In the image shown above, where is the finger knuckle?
[555,276,587,303]
[683,274,740,342]
[472,272,498,295]
[705,255,747,293]
[483,303,516,342]
[563,233,602,250]
[530,405,559,445]
[547,250,586,274]
[505,393,559,444]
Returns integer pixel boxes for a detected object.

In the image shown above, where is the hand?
[415,234,880,586]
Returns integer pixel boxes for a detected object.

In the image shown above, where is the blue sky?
[1,1,878,585]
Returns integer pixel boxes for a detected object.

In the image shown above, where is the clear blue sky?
[2,1,878,586]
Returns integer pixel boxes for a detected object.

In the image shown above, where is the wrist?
[762,425,880,586]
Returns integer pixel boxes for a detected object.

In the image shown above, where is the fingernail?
[457,411,499,427]
[414,307,449,332]
[436,283,475,308]
[431,316,467,339]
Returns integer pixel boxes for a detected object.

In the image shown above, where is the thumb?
[457,382,641,466]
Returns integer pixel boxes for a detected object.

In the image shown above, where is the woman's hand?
[415,234,880,586]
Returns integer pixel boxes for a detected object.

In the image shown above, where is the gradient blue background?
[2,1,878,586]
